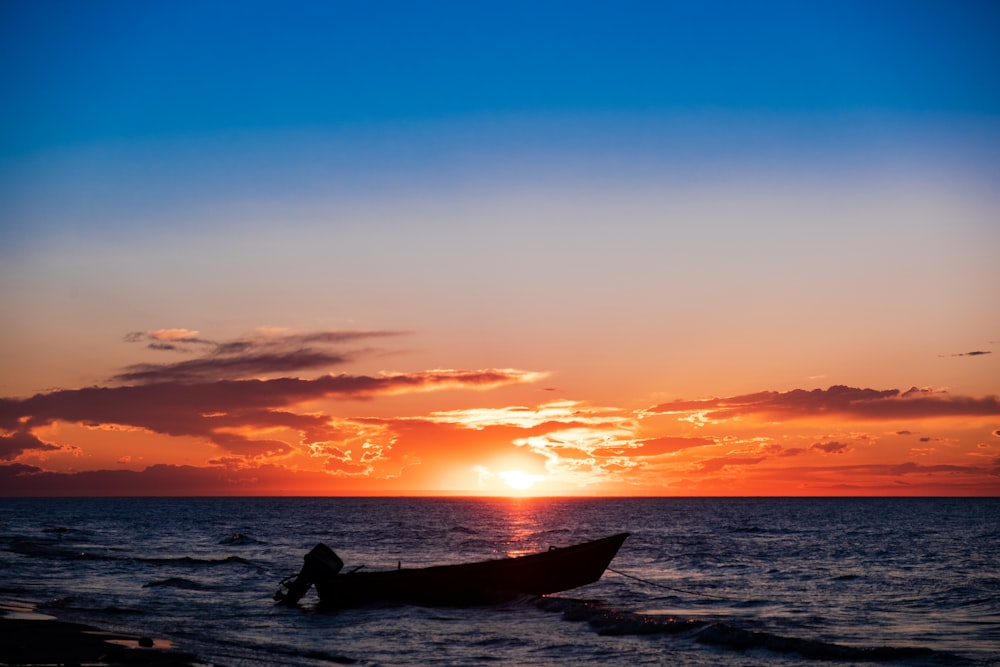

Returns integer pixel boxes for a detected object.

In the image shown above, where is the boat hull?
[313,533,628,608]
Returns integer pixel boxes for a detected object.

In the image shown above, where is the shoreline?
[0,600,201,666]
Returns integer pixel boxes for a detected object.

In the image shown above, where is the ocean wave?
[695,623,942,662]
[7,538,261,571]
[536,598,960,663]
[725,524,766,534]
[218,533,265,545]
[255,645,358,665]
[138,554,255,567]
[7,538,116,561]
[142,577,211,590]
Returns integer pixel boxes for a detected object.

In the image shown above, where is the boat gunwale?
[324,532,630,580]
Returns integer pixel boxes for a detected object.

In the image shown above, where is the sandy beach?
[0,601,200,666]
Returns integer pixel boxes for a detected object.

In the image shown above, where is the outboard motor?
[274,543,344,606]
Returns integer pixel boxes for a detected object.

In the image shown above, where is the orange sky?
[2,3,999,496]
[2,328,997,496]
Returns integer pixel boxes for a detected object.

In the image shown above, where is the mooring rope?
[606,566,738,600]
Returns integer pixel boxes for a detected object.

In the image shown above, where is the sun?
[498,470,545,491]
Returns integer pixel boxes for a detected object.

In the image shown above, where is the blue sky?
[3,0,999,153]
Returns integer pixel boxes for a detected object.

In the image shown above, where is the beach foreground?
[0,601,200,667]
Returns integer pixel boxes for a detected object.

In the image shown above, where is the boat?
[275,533,629,608]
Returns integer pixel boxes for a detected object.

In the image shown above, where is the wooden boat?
[275,533,629,608]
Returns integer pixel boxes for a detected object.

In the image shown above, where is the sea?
[1,497,997,666]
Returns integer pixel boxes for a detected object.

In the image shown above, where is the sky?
[1,0,998,496]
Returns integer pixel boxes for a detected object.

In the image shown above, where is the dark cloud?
[0,431,60,460]
[124,329,215,349]
[292,331,409,345]
[0,369,537,456]
[950,350,991,357]
[148,343,184,351]
[30,344,520,474]
[117,329,408,384]
[123,329,407,350]
[779,447,807,457]
[114,350,350,384]
[811,441,850,455]
[649,385,1000,421]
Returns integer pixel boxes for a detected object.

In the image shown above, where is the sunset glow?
[499,471,546,492]
[1,2,998,497]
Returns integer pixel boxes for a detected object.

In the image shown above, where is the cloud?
[634,436,715,455]
[697,456,767,473]
[863,461,993,477]
[774,460,997,480]
[0,327,549,493]
[0,431,60,460]
[648,385,1000,421]
[5,327,997,496]
[0,462,404,496]
[811,441,850,455]
[2,368,541,456]
[948,350,992,357]
[125,328,211,348]
[114,349,352,384]
[117,328,408,382]
[779,447,807,457]
[426,401,615,430]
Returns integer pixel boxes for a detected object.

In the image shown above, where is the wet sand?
[0,601,201,666]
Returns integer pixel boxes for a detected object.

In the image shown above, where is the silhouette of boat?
[275,533,629,607]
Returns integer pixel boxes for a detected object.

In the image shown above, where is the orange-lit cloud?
[0,329,543,475]
[646,385,1000,421]
[1,369,537,456]
[1,330,998,496]
[427,400,619,430]
[631,436,716,455]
